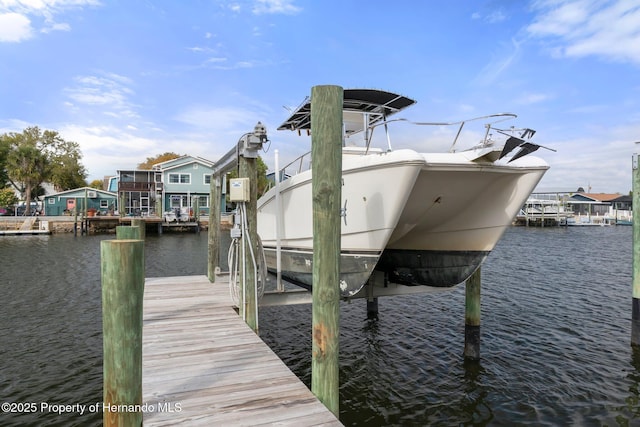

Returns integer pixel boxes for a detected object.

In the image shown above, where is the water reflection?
[615,345,640,425]
[462,358,493,426]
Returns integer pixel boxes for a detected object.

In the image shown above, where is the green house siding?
[161,160,213,217]
[44,188,118,216]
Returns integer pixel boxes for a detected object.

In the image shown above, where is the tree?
[138,152,182,170]
[0,188,18,208]
[89,179,104,190]
[227,156,270,196]
[2,127,87,215]
[49,139,87,190]
[0,137,9,188]
[6,143,49,215]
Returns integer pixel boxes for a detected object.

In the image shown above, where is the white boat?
[257,89,550,297]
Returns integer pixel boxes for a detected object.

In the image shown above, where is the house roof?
[152,155,215,171]
[568,192,624,204]
[580,193,623,202]
[45,187,117,198]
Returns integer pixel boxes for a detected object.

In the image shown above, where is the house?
[116,155,219,218]
[567,192,632,223]
[44,187,118,216]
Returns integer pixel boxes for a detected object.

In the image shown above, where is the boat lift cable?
[227,203,266,319]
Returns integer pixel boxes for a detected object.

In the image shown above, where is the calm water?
[0,226,638,426]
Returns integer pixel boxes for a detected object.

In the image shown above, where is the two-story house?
[116,156,215,219]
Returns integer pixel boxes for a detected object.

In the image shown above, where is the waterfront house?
[44,187,118,216]
[116,155,218,218]
[567,192,631,224]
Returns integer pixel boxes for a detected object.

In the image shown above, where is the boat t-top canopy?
[278,89,416,135]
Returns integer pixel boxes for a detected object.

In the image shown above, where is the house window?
[48,198,54,204]
[170,195,188,208]
[169,173,190,184]
[100,200,109,208]
[204,174,211,185]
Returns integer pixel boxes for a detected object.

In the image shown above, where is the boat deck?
[143,275,342,426]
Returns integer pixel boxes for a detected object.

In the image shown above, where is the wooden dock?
[142,275,342,426]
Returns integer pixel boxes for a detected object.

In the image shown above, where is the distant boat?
[566,216,612,226]
[257,89,550,296]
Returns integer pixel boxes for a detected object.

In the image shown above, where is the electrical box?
[229,178,250,202]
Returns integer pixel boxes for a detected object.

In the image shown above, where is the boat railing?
[273,114,525,182]
[279,150,312,178]
[369,112,520,153]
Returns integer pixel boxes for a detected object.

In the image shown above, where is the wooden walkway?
[142,275,342,426]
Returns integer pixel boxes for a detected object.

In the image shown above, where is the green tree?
[138,152,182,170]
[6,143,49,215]
[89,179,104,189]
[0,137,9,188]
[49,139,88,190]
[2,127,87,214]
[0,188,18,208]
[227,156,270,196]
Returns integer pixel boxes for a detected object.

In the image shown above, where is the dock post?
[239,151,258,333]
[131,218,146,239]
[116,225,141,240]
[101,239,144,427]
[464,267,481,360]
[310,84,342,417]
[366,270,382,319]
[208,174,221,283]
[632,154,640,346]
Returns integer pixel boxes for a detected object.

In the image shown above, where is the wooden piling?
[116,225,141,240]
[632,154,640,346]
[464,267,481,360]
[239,155,258,333]
[131,219,146,239]
[310,84,343,417]
[208,175,221,283]
[101,239,144,427]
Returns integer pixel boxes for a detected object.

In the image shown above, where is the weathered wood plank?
[142,274,342,426]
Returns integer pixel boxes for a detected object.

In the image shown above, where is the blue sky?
[1,0,639,193]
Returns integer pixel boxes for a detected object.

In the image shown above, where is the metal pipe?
[274,150,283,292]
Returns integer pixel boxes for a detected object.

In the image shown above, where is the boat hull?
[258,149,424,296]
[376,154,548,287]
[257,150,548,296]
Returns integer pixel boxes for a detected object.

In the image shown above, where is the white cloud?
[64,73,139,119]
[59,124,159,178]
[528,0,640,65]
[0,0,100,42]
[516,92,553,105]
[174,105,264,133]
[0,12,32,42]
[471,8,508,23]
[474,38,522,85]
[536,122,640,193]
[252,0,301,15]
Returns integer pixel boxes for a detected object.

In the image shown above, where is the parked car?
[16,202,41,216]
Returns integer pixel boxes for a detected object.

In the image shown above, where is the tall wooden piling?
[239,155,258,333]
[101,239,144,427]
[632,154,640,346]
[116,225,141,240]
[464,267,481,360]
[131,219,146,239]
[310,84,343,417]
[208,175,221,283]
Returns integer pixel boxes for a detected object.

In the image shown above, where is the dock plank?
[142,275,342,426]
